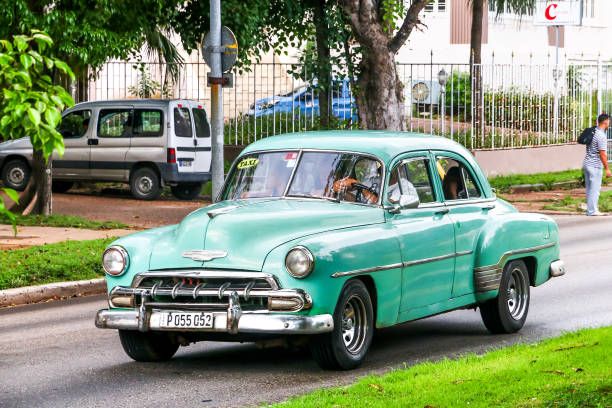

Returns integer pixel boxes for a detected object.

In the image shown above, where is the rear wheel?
[480,260,530,334]
[171,182,202,200]
[310,279,374,370]
[118,330,179,362]
[130,167,161,200]
[51,180,73,193]
[1,159,30,191]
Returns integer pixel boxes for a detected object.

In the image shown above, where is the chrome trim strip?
[330,251,473,278]
[474,242,557,273]
[95,309,334,334]
[442,197,497,207]
[131,270,281,290]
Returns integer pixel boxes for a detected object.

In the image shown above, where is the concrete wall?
[472,143,585,177]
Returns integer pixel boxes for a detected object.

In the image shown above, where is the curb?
[0,278,106,307]
[508,180,582,194]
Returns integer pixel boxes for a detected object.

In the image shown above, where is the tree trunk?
[470,0,484,141]
[27,150,52,215]
[355,49,405,130]
[313,0,331,129]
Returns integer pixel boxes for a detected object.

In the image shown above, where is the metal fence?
[83,59,612,154]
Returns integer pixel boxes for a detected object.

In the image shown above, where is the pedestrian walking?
[583,113,611,216]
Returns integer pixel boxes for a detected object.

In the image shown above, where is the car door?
[125,106,165,173]
[170,102,195,175]
[190,103,212,175]
[386,153,456,313]
[432,152,492,297]
[91,106,133,180]
[52,109,92,178]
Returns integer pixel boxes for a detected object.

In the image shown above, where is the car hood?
[0,137,30,151]
[148,199,384,271]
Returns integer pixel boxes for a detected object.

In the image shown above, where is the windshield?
[222,151,383,205]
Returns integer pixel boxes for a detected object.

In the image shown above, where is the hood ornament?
[182,250,228,262]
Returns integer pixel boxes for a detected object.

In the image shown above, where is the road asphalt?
[1,215,611,408]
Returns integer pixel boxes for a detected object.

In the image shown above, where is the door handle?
[194,139,198,146]
[87,139,98,146]
[435,208,450,215]
[481,204,496,211]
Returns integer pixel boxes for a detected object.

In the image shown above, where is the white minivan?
[0,99,211,200]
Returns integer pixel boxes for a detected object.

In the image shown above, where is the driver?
[333,160,381,204]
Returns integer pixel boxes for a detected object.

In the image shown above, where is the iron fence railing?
[83,60,612,154]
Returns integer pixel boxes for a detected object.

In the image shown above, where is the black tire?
[118,330,179,362]
[51,180,73,193]
[1,158,30,191]
[130,167,161,200]
[480,260,530,334]
[171,182,202,200]
[310,279,374,370]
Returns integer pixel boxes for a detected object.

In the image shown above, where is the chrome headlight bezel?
[284,246,315,279]
[102,246,129,276]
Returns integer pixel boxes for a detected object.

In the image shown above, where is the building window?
[422,0,447,13]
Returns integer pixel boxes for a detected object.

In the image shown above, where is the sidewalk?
[0,224,133,250]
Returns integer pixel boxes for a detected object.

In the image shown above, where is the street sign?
[533,1,582,26]
[201,26,238,73]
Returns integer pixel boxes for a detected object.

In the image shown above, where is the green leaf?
[2,188,19,204]
[14,71,32,87]
[13,35,29,52]
[44,107,61,127]
[32,32,53,46]
[0,39,13,51]
[20,54,33,70]
[27,107,41,127]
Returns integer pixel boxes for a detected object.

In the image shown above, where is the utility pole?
[209,0,224,200]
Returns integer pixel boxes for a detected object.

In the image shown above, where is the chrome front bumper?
[549,260,566,278]
[95,308,334,334]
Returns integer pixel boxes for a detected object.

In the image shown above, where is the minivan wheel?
[171,182,202,200]
[118,330,179,362]
[2,159,30,191]
[310,279,374,370]
[480,260,530,334]
[51,181,73,193]
[130,167,161,200]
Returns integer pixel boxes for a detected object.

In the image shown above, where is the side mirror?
[399,194,420,209]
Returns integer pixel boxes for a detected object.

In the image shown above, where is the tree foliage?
[0,31,74,230]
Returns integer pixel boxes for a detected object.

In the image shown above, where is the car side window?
[436,156,482,201]
[58,110,91,139]
[387,158,436,204]
[192,108,210,138]
[98,109,132,138]
[132,109,163,137]
[174,107,192,138]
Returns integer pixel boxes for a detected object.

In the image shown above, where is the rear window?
[98,109,132,138]
[174,107,192,138]
[192,108,210,138]
[133,109,163,137]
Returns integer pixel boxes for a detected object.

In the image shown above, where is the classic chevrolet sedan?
[95,130,566,370]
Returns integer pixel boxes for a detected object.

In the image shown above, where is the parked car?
[0,99,211,200]
[247,79,357,122]
[95,130,565,369]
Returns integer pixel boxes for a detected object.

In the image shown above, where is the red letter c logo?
[545,4,558,20]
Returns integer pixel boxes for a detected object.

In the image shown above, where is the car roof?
[241,130,475,165]
[68,99,196,109]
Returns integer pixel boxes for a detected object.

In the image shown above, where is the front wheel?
[480,260,530,334]
[118,330,179,362]
[1,159,30,191]
[171,182,202,200]
[310,279,374,370]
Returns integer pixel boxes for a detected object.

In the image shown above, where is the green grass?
[0,213,129,230]
[0,238,115,290]
[542,190,612,213]
[273,327,612,408]
[488,170,587,193]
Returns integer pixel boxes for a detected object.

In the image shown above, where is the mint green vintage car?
[95,131,566,370]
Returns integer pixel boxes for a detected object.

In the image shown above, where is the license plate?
[179,160,192,167]
[159,312,214,329]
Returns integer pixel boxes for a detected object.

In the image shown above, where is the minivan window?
[192,108,210,138]
[58,110,91,139]
[133,109,163,137]
[98,109,132,138]
[174,107,192,137]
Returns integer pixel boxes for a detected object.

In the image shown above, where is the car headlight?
[102,246,129,276]
[285,246,314,279]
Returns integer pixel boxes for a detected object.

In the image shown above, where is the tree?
[0,31,74,220]
[337,0,430,130]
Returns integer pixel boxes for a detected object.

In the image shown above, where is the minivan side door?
[385,153,456,317]
[52,109,92,179]
[91,106,133,181]
[125,107,166,175]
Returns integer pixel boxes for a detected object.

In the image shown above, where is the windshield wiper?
[286,193,340,203]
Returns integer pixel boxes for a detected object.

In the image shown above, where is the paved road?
[1,216,611,408]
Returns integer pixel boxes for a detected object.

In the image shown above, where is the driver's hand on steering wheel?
[333,177,357,193]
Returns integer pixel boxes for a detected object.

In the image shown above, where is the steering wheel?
[351,182,377,203]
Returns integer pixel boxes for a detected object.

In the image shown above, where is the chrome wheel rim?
[8,167,25,185]
[137,176,153,194]
[506,267,528,320]
[341,294,368,355]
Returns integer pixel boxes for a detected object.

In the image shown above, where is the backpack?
[578,126,596,145]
